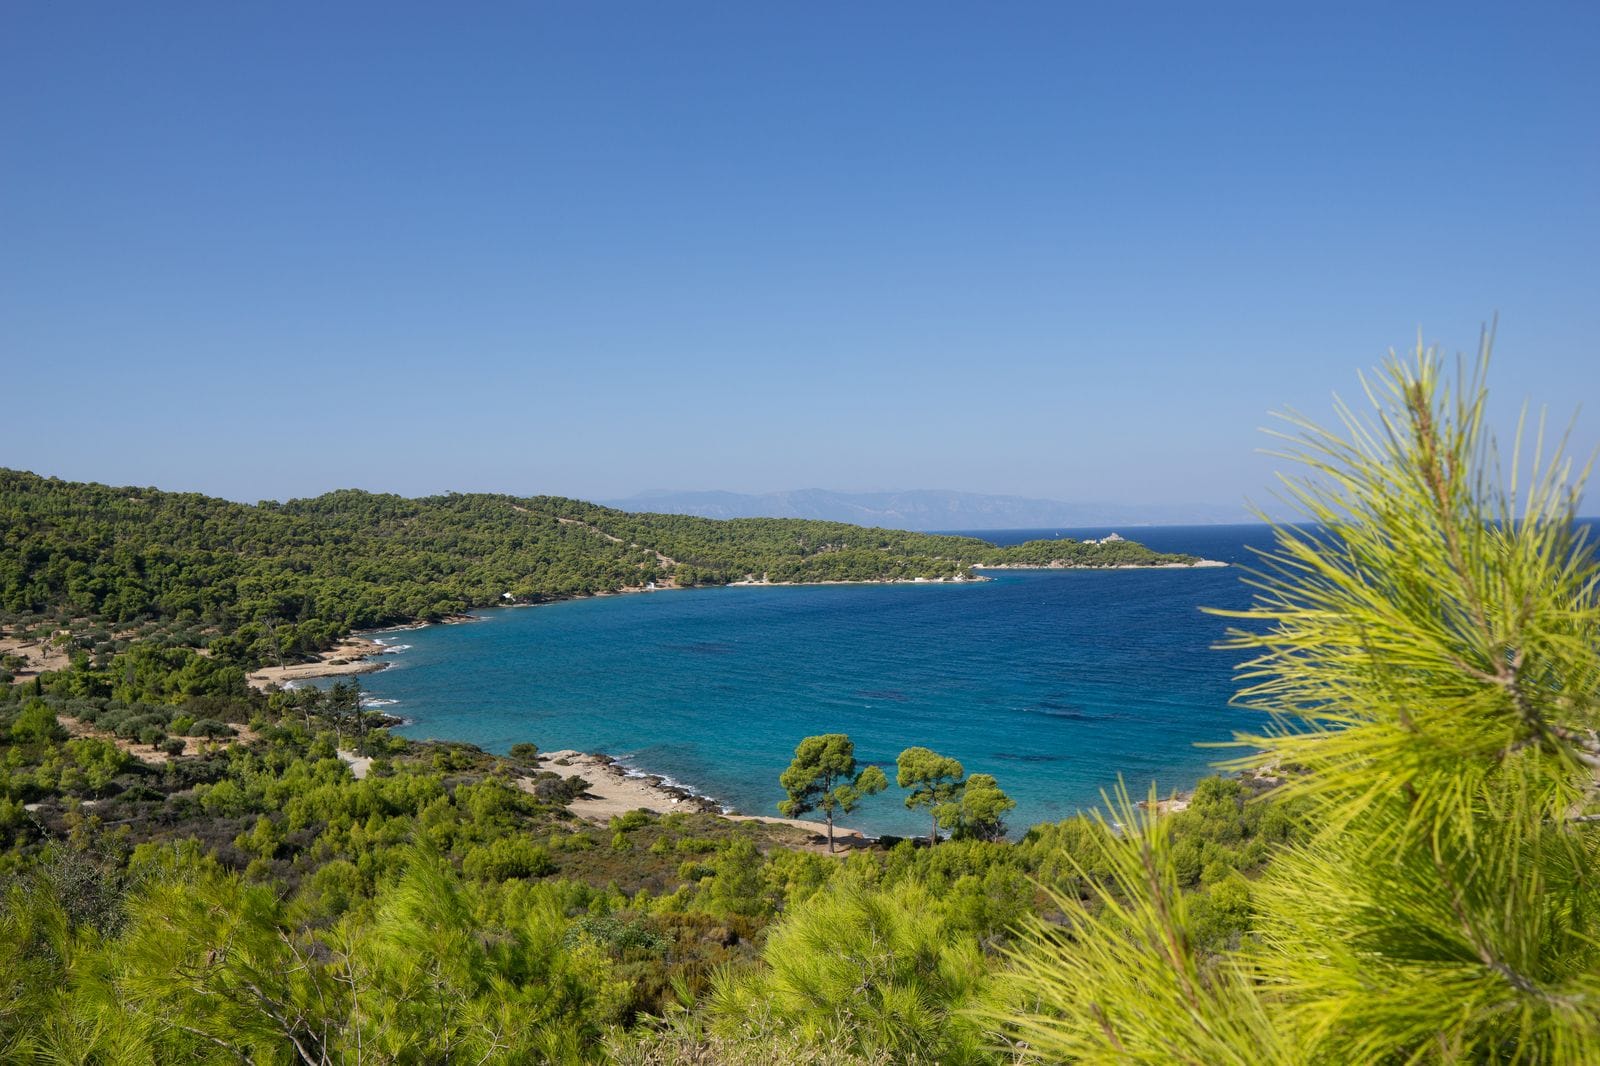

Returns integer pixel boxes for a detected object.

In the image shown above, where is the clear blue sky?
[3,3,1596,511]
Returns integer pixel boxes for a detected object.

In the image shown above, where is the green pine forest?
[0,469,1194,673]
[2,347,1598,1063]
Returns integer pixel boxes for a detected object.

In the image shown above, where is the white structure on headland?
[1082,532,1126,546]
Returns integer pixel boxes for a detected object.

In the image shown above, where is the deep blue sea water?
[355,525,1277,837]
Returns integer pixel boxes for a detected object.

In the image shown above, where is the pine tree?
[1000,333,1600,1062]
[779,734,888,852]
[895,747,965,846]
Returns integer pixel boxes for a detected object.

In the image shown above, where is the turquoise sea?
[356,525,1275,838]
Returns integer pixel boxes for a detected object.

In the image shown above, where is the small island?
[973,533,1217,569]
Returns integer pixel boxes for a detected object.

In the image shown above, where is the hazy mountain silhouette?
[600,489,1249,530]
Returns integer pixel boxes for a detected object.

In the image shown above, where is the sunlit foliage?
[1000,337,1600,1061]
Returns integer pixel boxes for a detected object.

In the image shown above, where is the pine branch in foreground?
[995,333,1600,1062]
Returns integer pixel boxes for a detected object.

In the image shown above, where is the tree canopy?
[777,734,888,852]
[953,773,1015,842]
[895,746,967,846]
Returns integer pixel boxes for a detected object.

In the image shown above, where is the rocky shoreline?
[245,637,391,689]
[536,749,868,844]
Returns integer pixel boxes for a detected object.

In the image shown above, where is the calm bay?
[358,525,1275,837]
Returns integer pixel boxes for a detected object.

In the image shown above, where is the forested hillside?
[0,469,1193,674]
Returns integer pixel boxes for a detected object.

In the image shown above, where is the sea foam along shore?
[245,636,390,689]
[243,633,867,843]
[532,750,868,844]
[244,616,477,691]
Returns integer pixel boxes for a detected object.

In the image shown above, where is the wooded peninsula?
[0,468,1198,681]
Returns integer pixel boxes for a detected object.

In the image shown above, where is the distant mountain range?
[599,489,1250,531]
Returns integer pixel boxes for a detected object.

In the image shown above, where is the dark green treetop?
[896,746,966,846]
[778,733,888,852]
[954,773,1016,842]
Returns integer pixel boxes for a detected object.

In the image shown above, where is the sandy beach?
[531,749,867,844]
[246,637,389,690]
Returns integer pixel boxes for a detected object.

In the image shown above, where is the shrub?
[10,701,66,744]
[710,881,990,1062]
[303,859,364,919]
[550,832,596,852]
[462,836,556,881]
[611,809,653,833]
[674,836,718,855]
[562,914,667,956]
[65,738,130,792]
[188,719,233,739]
[525,772,588,803]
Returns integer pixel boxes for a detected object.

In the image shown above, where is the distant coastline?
[974,559,1227,570]
[246,556,1222,691]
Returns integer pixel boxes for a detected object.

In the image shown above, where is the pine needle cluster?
[998,334,1600,1062]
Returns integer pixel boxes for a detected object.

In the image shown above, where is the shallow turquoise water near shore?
[359,526,1273,837]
